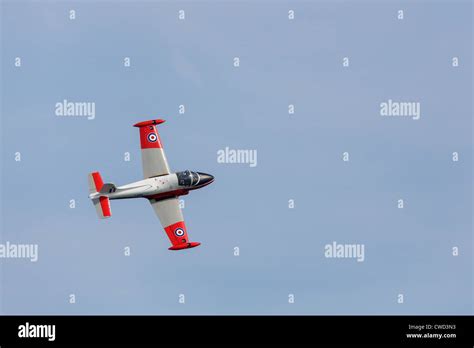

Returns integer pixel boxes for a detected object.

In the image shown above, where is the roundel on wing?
[174,228,185,237]
[147,133,158,143]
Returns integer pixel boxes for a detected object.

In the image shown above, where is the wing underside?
[150,197,200,250]
[135,119,200,250]
[134,119,170,178]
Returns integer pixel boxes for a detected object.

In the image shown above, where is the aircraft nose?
[197,172,214,186]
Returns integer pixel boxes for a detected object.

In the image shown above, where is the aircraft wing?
[150,197,201,250]
[134,119,171,179]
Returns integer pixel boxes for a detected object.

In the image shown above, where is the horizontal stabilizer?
[88,172,104,194]
[92,197,112,219]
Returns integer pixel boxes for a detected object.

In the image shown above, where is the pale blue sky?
[0,0,472,314]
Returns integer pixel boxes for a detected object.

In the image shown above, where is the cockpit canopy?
[176,170,201,187]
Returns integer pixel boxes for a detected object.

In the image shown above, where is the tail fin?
[88,172,112,219]
[99,183,117,195]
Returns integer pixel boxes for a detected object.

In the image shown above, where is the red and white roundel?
[147,133,158,143]
[174,228,185,237]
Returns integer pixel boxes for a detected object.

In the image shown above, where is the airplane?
[87,119,214,251]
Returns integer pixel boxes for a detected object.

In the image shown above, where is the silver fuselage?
[89,171,214,201]
[89,174,179,200]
